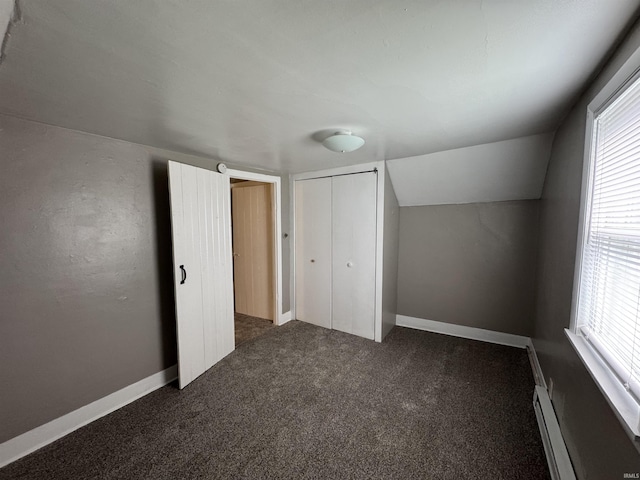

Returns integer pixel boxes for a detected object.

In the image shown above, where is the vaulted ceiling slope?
[0,1,12,48]
[388,133,553,206]
[0,1,637,178]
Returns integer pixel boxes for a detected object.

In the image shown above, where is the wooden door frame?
[291,161,386,342]
[226,168,283,326]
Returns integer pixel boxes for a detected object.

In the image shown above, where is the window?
[570,69,640,440]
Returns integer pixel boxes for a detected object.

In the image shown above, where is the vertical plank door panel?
[168,162,234,389]
[198,170,217,370]
[213,173,235,362]
[169,162,205,388]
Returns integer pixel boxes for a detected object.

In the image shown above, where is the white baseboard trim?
[0,364,178,468]
[279,311,293,325]
[527,339,548,389]
[396,315,529,349]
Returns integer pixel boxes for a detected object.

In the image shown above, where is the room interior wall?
[381,164,399,340]
[397,200,540,337]
[532,19,640,478]
[0,113,290,444]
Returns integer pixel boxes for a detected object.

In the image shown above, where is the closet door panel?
[295,178,332,328]
[332,173,377,340]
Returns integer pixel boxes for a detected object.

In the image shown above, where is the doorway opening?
[227,171,282,347]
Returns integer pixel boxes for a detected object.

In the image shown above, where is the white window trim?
[565,330,640,440]
[569,46,640,445]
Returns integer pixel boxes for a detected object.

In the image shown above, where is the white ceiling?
[387,133,554,206]
[0,1,637,179]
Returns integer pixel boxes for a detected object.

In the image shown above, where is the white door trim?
[226,168,283,325]
[374,162,386,342]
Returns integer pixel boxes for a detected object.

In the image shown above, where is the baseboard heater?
[533,386,576,480]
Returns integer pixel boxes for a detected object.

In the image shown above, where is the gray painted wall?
[532,21,640,478]
[0,113,290,443]
[381,165,399,340]
[397,201,539,337]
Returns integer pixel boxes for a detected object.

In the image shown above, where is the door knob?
[310,259,315,263]
[346,261,354,268]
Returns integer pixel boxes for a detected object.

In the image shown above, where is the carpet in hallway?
[234,312,275,347]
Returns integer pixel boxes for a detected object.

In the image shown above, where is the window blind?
[578,74,640,403]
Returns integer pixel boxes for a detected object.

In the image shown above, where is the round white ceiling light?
[322,131,365,153]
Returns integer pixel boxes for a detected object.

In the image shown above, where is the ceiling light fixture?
[322,131,365,153]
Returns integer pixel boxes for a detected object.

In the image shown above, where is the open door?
[231,181,275,321]
[168,161,234,389]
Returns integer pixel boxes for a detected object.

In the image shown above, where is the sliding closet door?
[332,172,377,340]
[295,177,332,328]
[168,161,234,389]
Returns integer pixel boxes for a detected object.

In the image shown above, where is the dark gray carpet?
[1,321,549,480]
[234,313,275,347]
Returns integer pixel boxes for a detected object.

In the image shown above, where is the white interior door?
[295,177,332,328]
[231,182,275,320]
[168,161,234,389]
[332,172,377,339]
